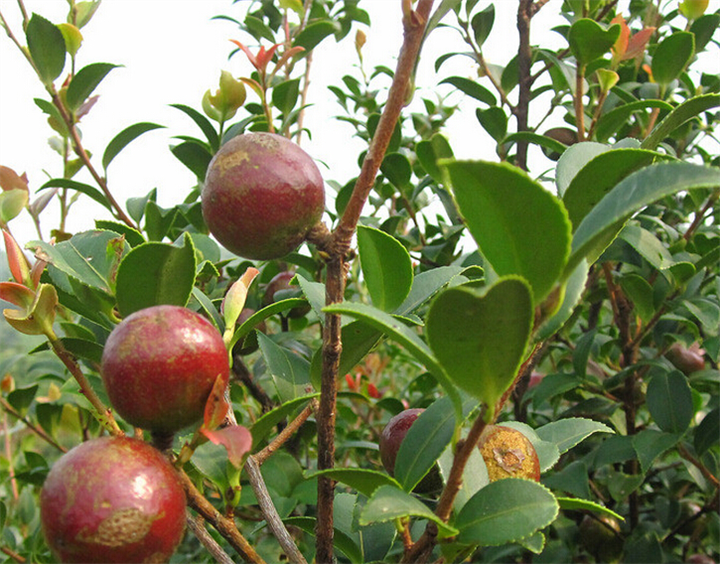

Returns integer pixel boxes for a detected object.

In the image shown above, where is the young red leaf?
[201,425,252,468]
[201,373,230,432]
[3,229,31,285]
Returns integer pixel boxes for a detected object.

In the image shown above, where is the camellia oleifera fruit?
[477,425,541,482]
[201,132,325,260]
[101,305,229,435]
[41,436,186,563]
[379,408,443,493]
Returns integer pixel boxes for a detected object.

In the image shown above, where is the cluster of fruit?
[39,133,324,563]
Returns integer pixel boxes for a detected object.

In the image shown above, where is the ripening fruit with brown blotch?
[101,305,230,435]
[40,437,186,563]
[477,425,541,482]
[665,341,706,375]
[201,132,325,260]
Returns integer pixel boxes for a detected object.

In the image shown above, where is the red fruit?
[665,342,706,375]
[202,132,325,260]
[379,409,442,493]
[263,270,310,318]
[41,436,186,563]
[101,305,229,434]
[477,425,541,482]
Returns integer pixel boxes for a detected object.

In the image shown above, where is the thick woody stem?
[314,3,434,562]
[516,0,533,171]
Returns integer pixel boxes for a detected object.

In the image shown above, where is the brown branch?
[516,0,534,170]
[245,456,308,564]
[314,3,435,562]
[186,513,235,564]
[253,399,317,465]
[179,470,266,564]
[402,408,488,564]
[0,546,26,564]
[1,396,68,453]
[232,354,275,413]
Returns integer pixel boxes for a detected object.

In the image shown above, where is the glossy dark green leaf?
[258,332,309,401]
[39,178,112,213]
[646,370,694,434]
[272,78,301,115]
[619,274,655,322]
[440,76,496,106]
[94,220,145,247]
[535,417,613,454]
[416,133,454,183]
[632,429,680,475]
[695,407,720,455]
[357,224,413,312]
[456,479,558,545]
[443,160,571,303]
[250,393,319,446]
[307,468,401,498]
[171,104,219,150]
[568,19,620,66]
[652,31,695,86]
[566,162,720,277]
[170,140,213,180]
[691,13,720,52]
[103,122,165,170]
[380,152,412,191]
[293,20,339,51]
[426,278,533,410]
[476,106,507,142]
[642,93,720,151]
[618,224,675,271]
[26,14,66,85]
[395,396,460,492]
[503,131,568,156]
[360,485,459,538]
[7,385,39,417]
[556,498,624,522]
[115,232,196,317]
[471,4,495,48]
[563,149,662,229]
[66,63,119,111]
[595,100,673,143]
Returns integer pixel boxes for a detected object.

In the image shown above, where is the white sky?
[0,0,718,248]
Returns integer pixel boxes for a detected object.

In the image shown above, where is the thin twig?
[245,456,308,564]
[179,470,266,564]
[254,399,317,465]
[0,546,26,564]
[1,396,68,453]
[186,513,235,564]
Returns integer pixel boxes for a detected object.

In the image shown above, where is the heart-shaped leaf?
[568,19,621,67]
[426,277,533,411]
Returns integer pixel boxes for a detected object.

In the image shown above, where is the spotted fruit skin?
[41,436,186,563]
[101,305,229,434]
[477,425,541,482]
[379,408,442,493]
[201,132,325,260]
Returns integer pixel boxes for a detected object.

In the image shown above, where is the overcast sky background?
[0,0,718,249]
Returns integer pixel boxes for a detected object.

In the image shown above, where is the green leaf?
[568,19,620,66]
[456,479,559,545]
[646,370,694,434]
[7,385,39,416]
[39,178,113,213]
[695,407,719,456]
[535,259,589,341]
[416,133,454,183]
[566,162,720,277]
[272,78,301,115]
[440,76,496,106]
[691,13,720,52]
[563,149,664,229]
[535,418,613,454]
[26,14,66,85]
[228,298,309,350]
[395,396,461,492]
[322,301,462,417]
[595,100,673,143]
[380,152,412,191]
[357,225,413,312]
[281,516,362,564]
[0,189,28,225]
[471,4,495,48]
[74,1,101,28]
[618,224,675,271]
[293,20,340,51]
[103,122,165,170]
[652,31,695,86]
[307,468,401,498]
[503,132,568,157]
[642,93,720,151]
[360,485,459,538]
[28,230,128,294]
[170,140,213,180]
[114,233,197,317]
[66,63,119,111]
[171,104,219,151]
[619,274,655,321]
[556,142,609,197]
[556,497,624,522]
[94,220,145,247]
[476,106,507,142]
[425,278,533,410]
[443,160,571,303]
[632,429,680,475]
[250,393,319,447]
[258,332,309,401]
